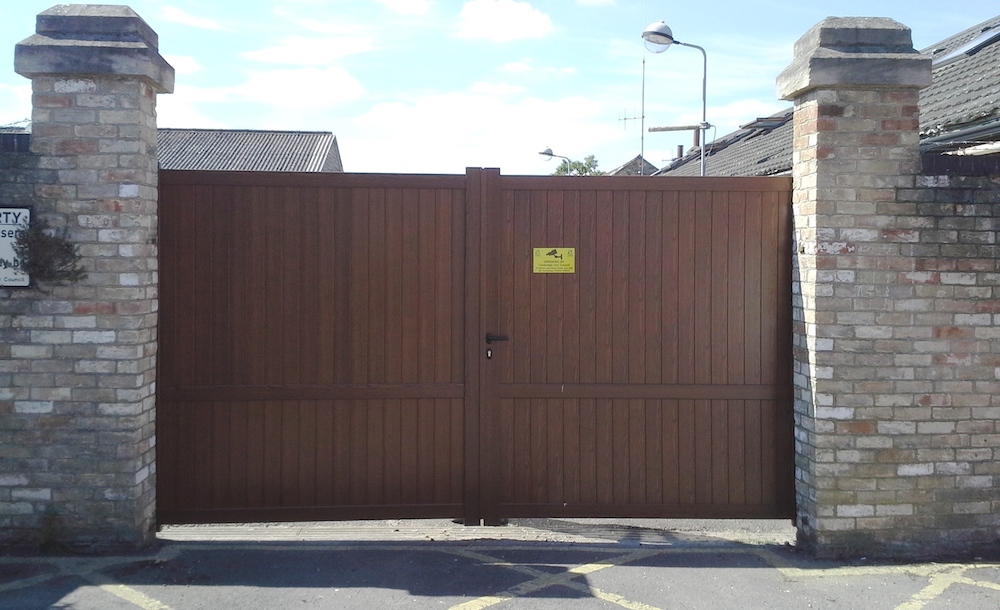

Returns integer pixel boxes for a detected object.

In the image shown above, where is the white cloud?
[159,6,225,31]
[469,82,526,96]
[163,55,203,75]
[242,36,376,65]
[347,89,622,174]
[377,0,432,15]
[156,95,228,129]
[0,84,31,126]
[456,0,553,42]
[157,66,365,128]
[499,61,533,73]
[239,68,366,108]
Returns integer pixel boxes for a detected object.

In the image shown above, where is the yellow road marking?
[894,568,1000,610]
[964,575,1000,592]
[0,573,56,594]
[446,547,663,610]
[2,541,999,610]
[82,572,174,610]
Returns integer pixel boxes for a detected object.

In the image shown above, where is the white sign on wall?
[0,207,30,287]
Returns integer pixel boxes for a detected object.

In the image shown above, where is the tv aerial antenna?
[618,57,649,174]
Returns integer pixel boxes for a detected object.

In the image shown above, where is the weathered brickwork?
[781,18,1000,558]
[0,6,172,549]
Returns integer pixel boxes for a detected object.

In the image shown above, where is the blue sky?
[0,1,996,174]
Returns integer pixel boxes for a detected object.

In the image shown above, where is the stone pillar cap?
[777,17,931,100]
[14,4,174,93]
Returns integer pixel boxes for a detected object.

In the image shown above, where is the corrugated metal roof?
[157,129,343,172]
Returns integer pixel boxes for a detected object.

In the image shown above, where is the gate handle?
[485,332,509,344]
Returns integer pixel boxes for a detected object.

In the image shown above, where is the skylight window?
[933,26,1000,68]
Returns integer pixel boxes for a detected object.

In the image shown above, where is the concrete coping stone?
[14,4,174,93]
[36,4,159,48]
[777,16,932,100]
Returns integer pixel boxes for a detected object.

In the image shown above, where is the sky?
[0,1,997,175]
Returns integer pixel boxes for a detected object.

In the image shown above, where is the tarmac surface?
[2,518,1000,609]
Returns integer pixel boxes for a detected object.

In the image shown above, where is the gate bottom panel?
[495,503,793,520]
[157,398,465,522]
[493,397,793,518]
[158,504,465,525]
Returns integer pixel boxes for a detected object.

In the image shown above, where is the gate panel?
[481,175,794,520]
[158,171,469,523]
[158,170,793,525]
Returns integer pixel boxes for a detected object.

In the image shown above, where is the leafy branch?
[0,216,86,289]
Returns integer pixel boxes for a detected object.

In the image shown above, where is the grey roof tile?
[657,14,1000,177]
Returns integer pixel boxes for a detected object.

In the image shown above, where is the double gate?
[157,168,794,525]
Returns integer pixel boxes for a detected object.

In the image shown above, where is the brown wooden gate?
[157,168,793,525]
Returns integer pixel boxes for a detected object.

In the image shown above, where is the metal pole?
[678,41,707,176]
[640,56,646,175]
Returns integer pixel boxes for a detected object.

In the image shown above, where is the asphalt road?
[2,518,999,609]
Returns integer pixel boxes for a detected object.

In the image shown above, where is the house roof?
[656,14,1000,177]
[607,154,659,176]
[656,109,794,177]
[920,15,1000,150]
[157,128,343,172]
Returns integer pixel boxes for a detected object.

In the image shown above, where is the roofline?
[158,127,336,136]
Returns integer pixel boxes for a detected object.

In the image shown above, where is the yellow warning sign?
[533,248,575,273]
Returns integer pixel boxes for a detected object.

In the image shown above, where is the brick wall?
[780,17,1000,558]
[0,6,172,550]
[792,167,1000,556]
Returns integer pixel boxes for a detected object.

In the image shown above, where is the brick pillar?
[775,18,1000,558]
[0,5,173,549]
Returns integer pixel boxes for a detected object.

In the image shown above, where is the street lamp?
[538,147,573,173]
[642,21,709,176]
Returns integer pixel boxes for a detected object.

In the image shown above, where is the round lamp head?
[642,20,674,53]
[539,147,555,161]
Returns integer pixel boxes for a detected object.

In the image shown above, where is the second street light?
[538,147,573,174]
[642,20,710,176]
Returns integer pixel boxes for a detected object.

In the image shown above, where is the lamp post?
[642,21,709,176]
[538,147,574,174]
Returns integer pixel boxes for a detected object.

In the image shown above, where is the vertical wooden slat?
[211,403,230,507]
[350,399,368,504]
[628,191,646,384]
[297,188,320,383]
[594,398,614,504]
[528,190,547,385]
[368,400,385,505]
[594,190,613,382]
[333,400,351,505]
[368,188,387,383]
[662,399,680,505]
[299,401,317,505]
[611,192,629,384]
[693,191,713,384]
[629,398,646,503]
[434,190,452,383]
[711,192,729,385]
[745,399,764,505]
[315,401,334,506]
[384,188,404,385]
[661,191,679,385]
